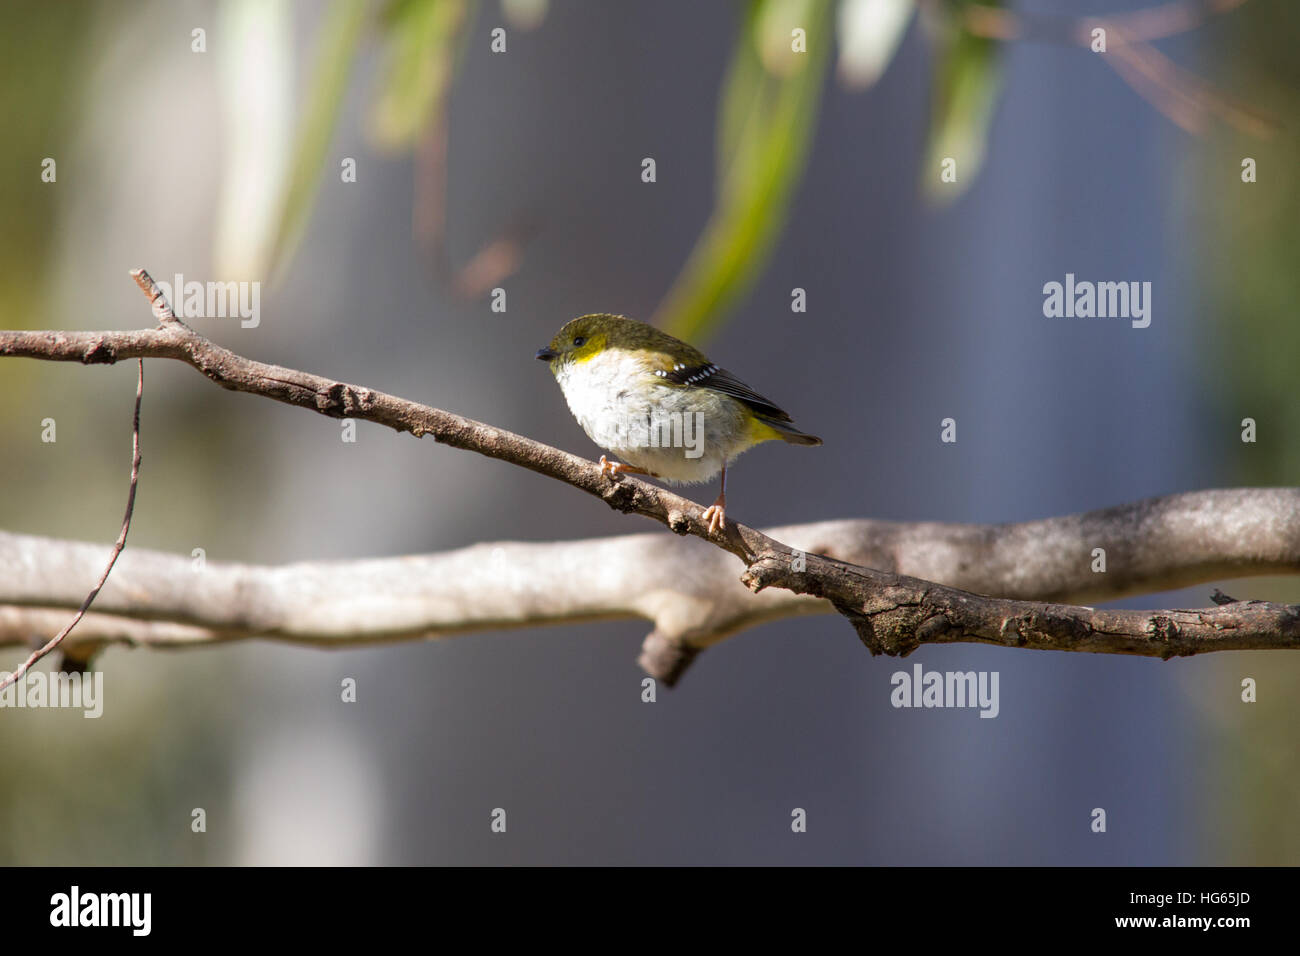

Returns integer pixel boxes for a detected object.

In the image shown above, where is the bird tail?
[761,418,822,446]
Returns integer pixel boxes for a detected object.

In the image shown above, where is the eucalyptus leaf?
[369,0,473,151]
[836,0,914,89]
[658,0,833,343]
[921,0,1002,203]
[267,0,370,282]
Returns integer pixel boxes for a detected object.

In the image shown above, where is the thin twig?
[925,0,1276,136]
[956,0,1249,45]
[0,360,143,691]
[1103,30,1276,137]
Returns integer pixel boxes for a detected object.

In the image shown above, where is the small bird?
[536,314,821,533]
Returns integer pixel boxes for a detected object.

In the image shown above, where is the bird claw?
[599,455,623,481]
[702,502,726,534]
[600,455,651,482]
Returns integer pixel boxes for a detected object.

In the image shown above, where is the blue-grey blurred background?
[1,0,1296,864]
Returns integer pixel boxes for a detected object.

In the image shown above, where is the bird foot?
[702,497,726,534]
[599,455,648,481]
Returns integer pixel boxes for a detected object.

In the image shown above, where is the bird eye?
[573,336,586,347]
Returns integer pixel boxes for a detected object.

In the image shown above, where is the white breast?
[552,351,748,484]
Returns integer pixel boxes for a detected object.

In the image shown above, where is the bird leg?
[599,455,650,481]
[702,461,727,534]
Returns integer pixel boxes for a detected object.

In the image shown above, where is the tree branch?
[1,270,1298,684]
[1,486,1298,680]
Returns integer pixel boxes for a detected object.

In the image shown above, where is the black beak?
[535,347,558,361]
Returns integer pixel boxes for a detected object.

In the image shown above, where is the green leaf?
[715,2,768,190]
[369,0,474,151]
[921,1,1002,203]
[267,0,370,281]
[658,0,833,343]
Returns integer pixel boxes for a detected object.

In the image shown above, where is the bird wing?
[654,362,794,423]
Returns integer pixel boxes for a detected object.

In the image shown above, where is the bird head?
[535,314,664,369]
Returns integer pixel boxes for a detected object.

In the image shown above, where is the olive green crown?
[541,314,707,364]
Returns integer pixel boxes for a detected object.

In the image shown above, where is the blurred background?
[0,0,1296,864]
